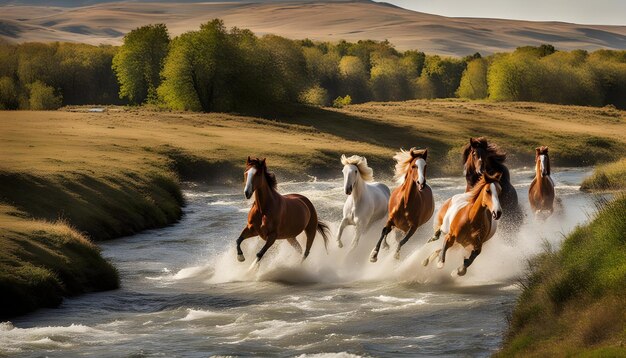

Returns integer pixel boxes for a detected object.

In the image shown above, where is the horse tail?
[316,221,331,254]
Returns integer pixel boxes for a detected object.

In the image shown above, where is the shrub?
[299,85,329,106]
[28,81,62,110]
[332,95,352,108]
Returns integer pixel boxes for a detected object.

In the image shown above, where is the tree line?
[1,20,625,111]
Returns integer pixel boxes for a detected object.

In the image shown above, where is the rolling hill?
[1,0,626,56]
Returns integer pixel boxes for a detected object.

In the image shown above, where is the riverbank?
[497,194,626,356]
[1,100,624,317]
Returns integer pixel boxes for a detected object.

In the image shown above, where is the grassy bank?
[580,158,626,192]
[0,100,624,317]
[498,195,626,356]
[0,204,119,319]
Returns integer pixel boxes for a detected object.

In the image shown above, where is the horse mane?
[536,146,550,175]
[247,158,277,190]
[393,148,427,184]
[468,172,501,202]
[341,154,374,182]
[462,137,507,165]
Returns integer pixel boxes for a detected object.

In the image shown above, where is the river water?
[1,168,600,357]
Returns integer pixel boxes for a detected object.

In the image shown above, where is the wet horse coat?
[424,172,503,276]
[235,157,330,264]
[370,148,434,262]
[528,146,555,218]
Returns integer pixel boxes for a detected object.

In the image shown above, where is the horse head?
[481,172,503,220]
[408,148,428,191]
[535,146,550,177]
[244,156,274,199]
[463,137,488,176]
[341,154,359,195]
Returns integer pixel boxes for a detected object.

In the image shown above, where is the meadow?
[1,100,625,317]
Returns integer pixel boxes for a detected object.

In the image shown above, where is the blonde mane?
[393,148,427,184]
[341,155,374,182]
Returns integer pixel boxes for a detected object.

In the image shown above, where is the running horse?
[528,146,555,218]
[370,148,434,262]
[235,157,330,264]
[336,155,391,250]
[423,172,503,276]
[462,137,521,228]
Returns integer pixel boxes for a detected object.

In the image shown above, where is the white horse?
[337,155,391,250]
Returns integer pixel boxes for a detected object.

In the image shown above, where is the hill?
[1,0,626,56]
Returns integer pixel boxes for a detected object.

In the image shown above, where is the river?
[1,167,599,357]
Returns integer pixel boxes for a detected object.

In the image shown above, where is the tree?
[370,54,413,101]
[421,55,466,98]
[158,20,235,112]
[112,24,170,104]
[457,58,488,99]
[28,81,62,110]
[0,76,18,109]
[338,55,370,102]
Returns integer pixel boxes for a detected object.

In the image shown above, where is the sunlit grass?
[498,195,626,356]
[581,158,626,192]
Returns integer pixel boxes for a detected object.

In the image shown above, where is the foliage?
[457,58,488,99]
[112,24,170,104]
[299,85,329,106]
[333,95,352,108]
[28,81,62,110]
[580,157,626,191]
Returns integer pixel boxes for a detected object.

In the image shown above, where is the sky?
[376,0,626,25]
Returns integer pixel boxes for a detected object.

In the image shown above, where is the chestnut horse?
[462,137,521,228]
[235,157,330,264]
[370,148,434,262]
[528,146,555,218]
[423,172,503,276]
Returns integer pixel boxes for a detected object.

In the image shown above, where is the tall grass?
[580,158,626,192]
[498,195,626,356]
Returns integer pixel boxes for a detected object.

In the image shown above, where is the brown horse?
[462,137,521,229]
[423,172,503,276]
[235,157,330,264]
[528,146,555,218]
[370,148,434,262]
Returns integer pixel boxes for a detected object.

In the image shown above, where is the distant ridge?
[2,0,626,56]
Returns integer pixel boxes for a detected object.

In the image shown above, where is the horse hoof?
[382,242,390,250]
[337,241,344,249]
[237,254,245,262]
[437,261,444,269]
[422,258,429,266]
[394,251,400,260]
[457,267,467,276]
[370,253,378,263]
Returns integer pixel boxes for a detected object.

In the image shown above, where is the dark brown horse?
[528,146,555,218]
[462,137,522,228]
[235,157,330,264]
[370,148,435,262]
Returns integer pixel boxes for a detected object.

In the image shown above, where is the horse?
[528,146,555,219]
[370,148,435,262]
[235,157,330,265]
[423,172,503,276]
[461,137,521,229]
[336,155,391,250]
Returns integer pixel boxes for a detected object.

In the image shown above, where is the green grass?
[581,158,626,192]
[498,195,626,357]
[0,204,119,319]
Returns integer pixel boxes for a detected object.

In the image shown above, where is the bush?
[0,76,18,109]
[28,81,62,110]
[333,95,352,108]
[299,85,329,106]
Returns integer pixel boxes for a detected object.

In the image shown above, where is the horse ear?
[341,154,347,165]
[493,172,502,182]
[423,149,428,160]
[470,138,477,147]
[247,156,251,163]
[261,158,266,165]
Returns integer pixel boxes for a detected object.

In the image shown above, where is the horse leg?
[336,217,350,249]
[422,249,441,266]
[428,228,442,243]
[456,246,482,276]
[370,222,393,263]
[236,226,256,262]
[437,234,455,269]
[394,226,417,260]
[349,224,364,251]
[287,237,303,255]
[255,233,277,262]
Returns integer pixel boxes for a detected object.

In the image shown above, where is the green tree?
[421,55,465,98]
[338,55,370,102]
[457,58,488,99]
[28,81,62,110]
[487,53,543,101]
[158,20,235,112]
[0,76,18,109]
[112,24,170,104]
